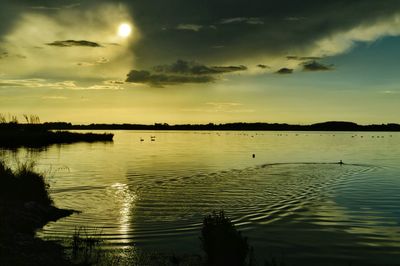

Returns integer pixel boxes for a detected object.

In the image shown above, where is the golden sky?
[0,1,399,124]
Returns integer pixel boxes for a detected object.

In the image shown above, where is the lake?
[2,131,400,265]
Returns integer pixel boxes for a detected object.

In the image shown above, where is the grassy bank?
[0,123,113,147]
[0,160,74,265]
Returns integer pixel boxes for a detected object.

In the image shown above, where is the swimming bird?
[338,160,343,165]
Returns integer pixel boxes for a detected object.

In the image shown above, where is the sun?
[118,23,132,37]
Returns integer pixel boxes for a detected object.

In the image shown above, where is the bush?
[0,161,52,205]
[201,211,252,266]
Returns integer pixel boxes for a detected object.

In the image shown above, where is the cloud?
[182,102,255,113]
[176,24,203,31]
[0,79,77,88]
[381,90,400,94]
[0,78,123,90]
[0,51,9,59]
[77,57,109,67]
[302,61,333,71]
[104,80,125,85]
[3,1,400,80]
[152,60,246,75]
[29,3,81,11]
[126,60,247,86]
[276,68,293,74]
[257,64,269,69]
[211,65,247,73]
[125,1,400,72]
[41,96,68,100]
[0,50,26,60]
[126,70,215,86]
[287,56,322,61]
[0,3,136,80]
[284,16,306,22]
[220,17,264,25]
[46,40,102,47]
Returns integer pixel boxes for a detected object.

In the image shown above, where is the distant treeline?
[39,121,400,131]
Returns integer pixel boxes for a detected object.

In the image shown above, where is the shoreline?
[0,201,75,265]
[0,127,113,148]
[0,160,75,265]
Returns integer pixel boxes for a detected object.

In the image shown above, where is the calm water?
[2,131,400,265]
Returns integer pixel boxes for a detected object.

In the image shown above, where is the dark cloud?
[287,55,323,60]
[152,60,247,75]
[2,1,400,68]
[105,80,125,85]
[0,50,26,60]
[302,61,333,71]
[257,64,269,69]
[126,59,246,86]
[46,40,102,47]
[212,65,247,73]
[0,51,9,59]
[284,16,306,21]
[125,0,400,67]
[126,70,215,86]
[276,68,293,74]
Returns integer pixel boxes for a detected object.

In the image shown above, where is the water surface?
[2,131,400,265]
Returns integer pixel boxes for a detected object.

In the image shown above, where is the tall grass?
[0,160,52,204]
[0,113,40,124]
[69,227,103,265]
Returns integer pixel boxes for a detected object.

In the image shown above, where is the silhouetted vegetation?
[0,114,113,147]
[0,129,113,147]
[62,211,253,266]
[69,227,103,265]
[0,124,112,148]
[201,211,253,266]
[41,121,400,131]
[0,161,52,204]
[0,160,73,265]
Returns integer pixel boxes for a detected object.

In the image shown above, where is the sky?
[0,0,399,124]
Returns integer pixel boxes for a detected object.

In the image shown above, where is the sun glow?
[118,23,132,37]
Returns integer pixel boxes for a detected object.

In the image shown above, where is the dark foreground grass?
[0,160,74,265]
[61,211,252,266]
[0,161,52,204]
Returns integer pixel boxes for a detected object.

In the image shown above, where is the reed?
[0,160,52,204]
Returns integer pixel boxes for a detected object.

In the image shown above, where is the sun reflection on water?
[109,182,137,244]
